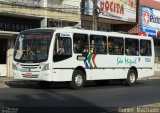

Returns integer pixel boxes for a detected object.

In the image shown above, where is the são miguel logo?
[143,9,160,25]
[82,52,97,69]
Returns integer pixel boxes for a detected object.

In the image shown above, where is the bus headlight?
[12,63,18,70]
[42,63,50,71]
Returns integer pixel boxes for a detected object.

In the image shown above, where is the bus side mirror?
[77,55,86,61]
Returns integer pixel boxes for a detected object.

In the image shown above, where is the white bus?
[13,27,154,89]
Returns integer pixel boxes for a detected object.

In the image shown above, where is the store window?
[108,37,124,55]
[125,38,139,56]
[90,35,107,54]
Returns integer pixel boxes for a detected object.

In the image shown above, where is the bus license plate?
[25,72,32,77]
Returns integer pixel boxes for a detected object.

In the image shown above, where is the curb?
[0,82,10,88]
[138,76,160,80]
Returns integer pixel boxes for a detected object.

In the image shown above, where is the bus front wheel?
[69,70,85,90]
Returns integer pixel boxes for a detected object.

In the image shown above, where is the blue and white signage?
[141,26,157,38]
[141,6,160,38]
[142,6,160,29]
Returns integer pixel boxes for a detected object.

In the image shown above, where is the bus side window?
[125,38,139,56]
[53,35,72,62]
[90,35,107,54]
[140,39,151,56]
[108,36,123,55]
[73,33,88,54]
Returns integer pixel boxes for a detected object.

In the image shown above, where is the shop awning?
[0,30,19,38]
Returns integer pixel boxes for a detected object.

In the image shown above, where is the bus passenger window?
[125,38,139,56]
[73,33,88,54]
[90,35,107,54]
[53,35,72,62]
[140,40,151,56]
[108,37,123,55]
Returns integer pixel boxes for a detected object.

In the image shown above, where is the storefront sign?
[142,6,160,29]
[0,22,33,32]
[84,0,136,22]
[141,26,157,38]
[100,0,124,15]
[141,6,160,38]
[0,16,40,32]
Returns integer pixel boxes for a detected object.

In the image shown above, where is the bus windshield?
[14,30,53,63]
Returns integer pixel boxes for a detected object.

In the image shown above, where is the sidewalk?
[0,77,13,88]
[139,71,160,80]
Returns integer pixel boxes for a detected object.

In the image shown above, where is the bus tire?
[69,70,85,90]
[126,69,137,86]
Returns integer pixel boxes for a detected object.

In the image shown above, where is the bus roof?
[22,27,152,40]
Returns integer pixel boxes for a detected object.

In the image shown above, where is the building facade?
[81,0,137,31]
[1,0,160,77]
[0,0,80,77]
[81,0,160,71]
[128,0,160,71]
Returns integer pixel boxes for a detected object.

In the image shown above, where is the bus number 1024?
[145,58,151,62]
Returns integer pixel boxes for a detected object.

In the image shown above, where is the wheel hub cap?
[130,73,136,83]
[75,74,83,86]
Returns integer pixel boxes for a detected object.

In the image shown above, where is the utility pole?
[92,0,98,30]
[80,1,84,28]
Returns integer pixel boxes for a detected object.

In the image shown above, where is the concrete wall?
[0,3,80,22]
[7,39,15,77]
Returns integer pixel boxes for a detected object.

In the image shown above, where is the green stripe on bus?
[88,54,93,68]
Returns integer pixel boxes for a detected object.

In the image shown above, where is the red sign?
[100,1,124,14]
[138,32,147,36]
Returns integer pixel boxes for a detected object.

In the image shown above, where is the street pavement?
[0,72,160,113]
[0,76,160,113]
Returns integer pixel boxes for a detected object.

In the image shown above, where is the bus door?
[53,33,73,81]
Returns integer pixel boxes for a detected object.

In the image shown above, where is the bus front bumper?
[13,70,52,81]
